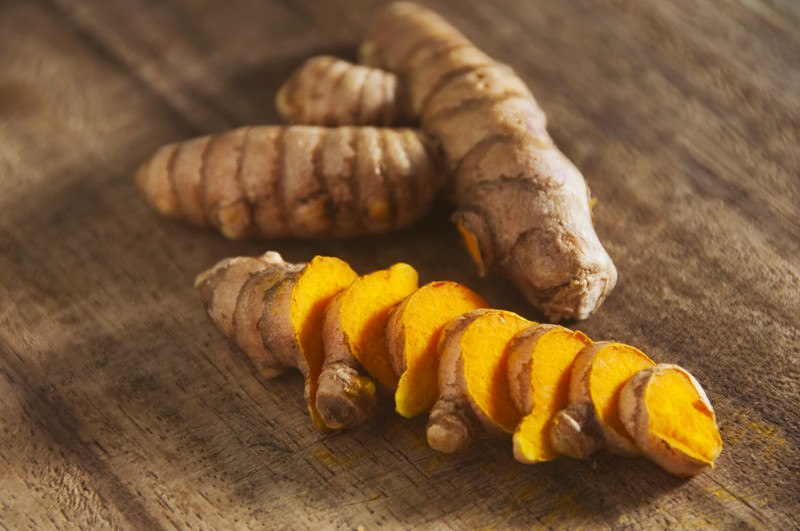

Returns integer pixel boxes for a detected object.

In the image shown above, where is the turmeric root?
[136,125,443,239]
[507,325,592,464]
[277,56,408,126]
[619,364,722,476]
[387,281,488,418]
[317,263,419,429]
[195,252,358,430]
[362,2,617,320]
[427,309,532,452]
[195,251,723,477]
[550,342,655,459]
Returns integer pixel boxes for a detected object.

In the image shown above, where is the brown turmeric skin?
[277,56,408,126]
[358,3,617,320]
[195,252,358,430]
[136,125,443,240]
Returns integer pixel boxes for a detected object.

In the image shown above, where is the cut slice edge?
[290,256,359,429]
[509,325,592,464]
[338,263,419,389]
[460,309,533,434]
[551,341,655,458]
[389,281,489,418]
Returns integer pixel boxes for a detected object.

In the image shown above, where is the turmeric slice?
[317,263,419,429]
[387,281,489,418]
[196,252,358,431]
[135,125,443,240]
[551,342,655,458]
[507,325,592,464]
[427,309,532,453]
[619,364,722,477]
[277,56,408,126]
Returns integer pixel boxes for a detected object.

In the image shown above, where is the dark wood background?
[2,0,798,528]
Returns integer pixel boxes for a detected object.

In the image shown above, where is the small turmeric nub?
[387,281,489,418]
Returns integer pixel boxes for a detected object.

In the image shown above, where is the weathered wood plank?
[1,0,798,528]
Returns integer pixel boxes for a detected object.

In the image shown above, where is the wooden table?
[2,0,798,528]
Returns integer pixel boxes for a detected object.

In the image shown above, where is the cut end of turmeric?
[455,218,488,275]
[620,364,722,477]
[389,281,488,418]
[508,325,592,464]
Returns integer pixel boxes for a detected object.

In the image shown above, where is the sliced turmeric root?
[196,252,358,431]
[427,309,532,453]
[507,325,592,464]
[317,263,419,429]
[387,281,488,419]
[619,364,722,476]
[551,342,655,458]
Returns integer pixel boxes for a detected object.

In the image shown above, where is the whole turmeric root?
[195,252,358,430]
[550,342,655,459]
[426,309,532,452]
[387,281,488,418]
[619,364,722,476]
[507,325,592,464]
[357,3,617,320]
[276,56,408,126]
[136,125,443,240]
[317,263,419,429]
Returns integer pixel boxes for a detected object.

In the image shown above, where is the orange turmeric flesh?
[644,368,722,465]
[290,256,359,427]
[391,281,488,418]
[461,311,531,432]
[588,344,655,447]
[512,327,591,463]
[337,263,419,388]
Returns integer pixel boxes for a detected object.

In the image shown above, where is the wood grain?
[1,0,798,527]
